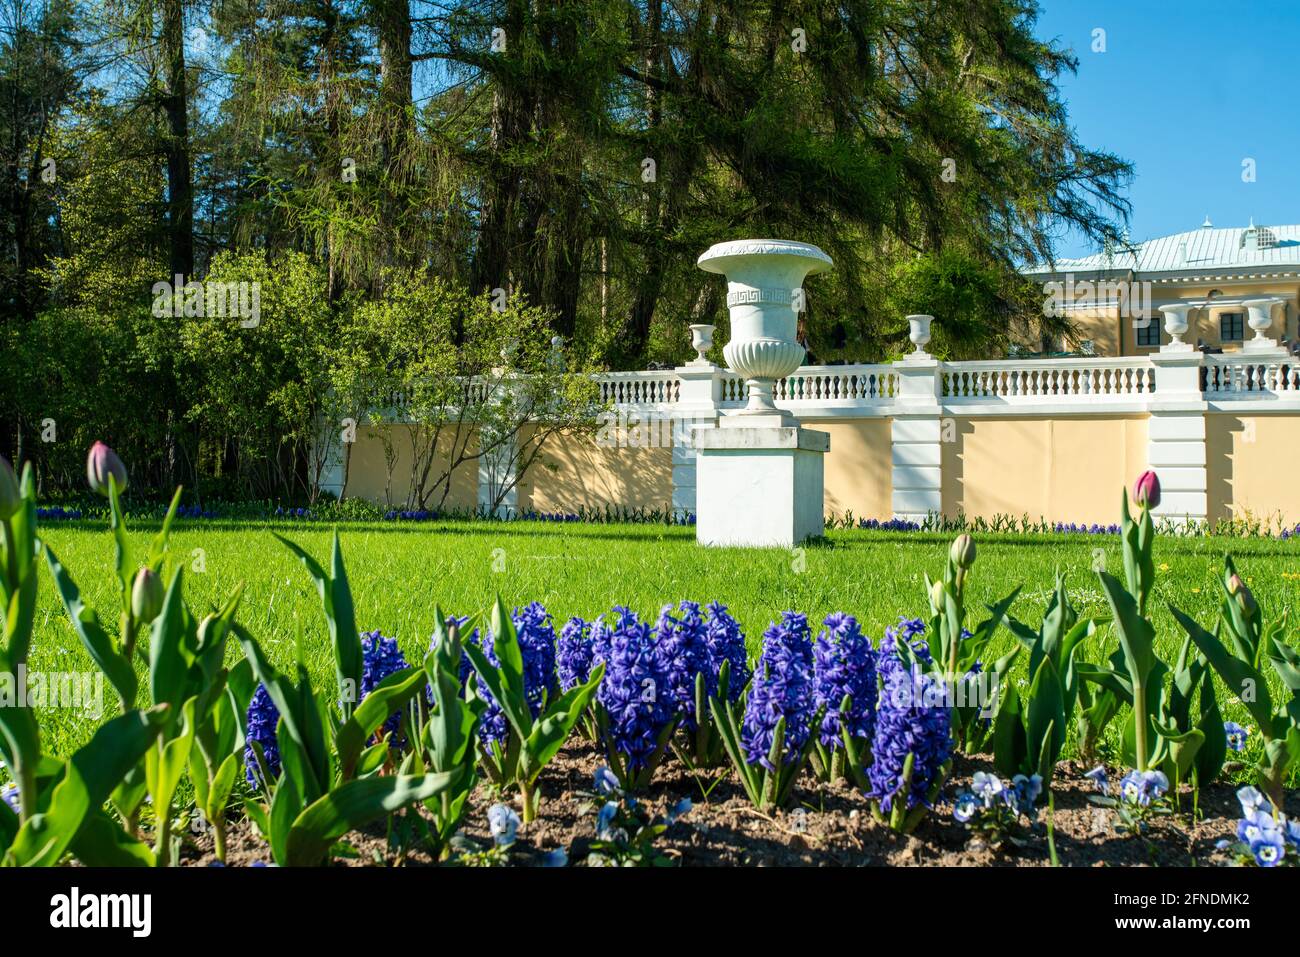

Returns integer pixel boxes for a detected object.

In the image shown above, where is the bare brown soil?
[178,741,1291,867]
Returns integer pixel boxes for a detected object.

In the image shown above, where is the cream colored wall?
[808,418,893,521]
[941,416,1148,523]
[1206,413,1300,527]
[338,412,1298,528]
[344,424,478,510]
[516,429,673,514]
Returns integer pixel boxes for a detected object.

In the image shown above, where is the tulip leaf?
[43,544,138,709]
[1169,604,1274,730]
[5,707,168,867]
[285,771,462,866]
[147,566,189,710]
[336,665,427,779]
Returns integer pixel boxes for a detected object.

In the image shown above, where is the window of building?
[1220,312,1244,342]
[1135,319,1160,347]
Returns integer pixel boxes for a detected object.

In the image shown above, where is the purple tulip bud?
[1131,470,1160,510]
[950,533,976,570]
[131,567,164,625]
[86,441,128,497]
[0,456,20,520]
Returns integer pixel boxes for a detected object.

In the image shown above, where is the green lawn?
[27,518,1300,762]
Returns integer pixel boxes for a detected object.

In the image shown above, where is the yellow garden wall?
[941,416,1149,524]
[344,425,478,510]
[1206,414,1300,526]
[516,429,673,514]
[808,418,893,521]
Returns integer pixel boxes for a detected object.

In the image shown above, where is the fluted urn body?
[697,240,833,417]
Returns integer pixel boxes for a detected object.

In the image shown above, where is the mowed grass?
[28,518,1300,764]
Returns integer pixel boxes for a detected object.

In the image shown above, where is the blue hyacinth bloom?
[812,612,876,749]
[593,607,675,773]
[244,682,282,788]
[655,601,711,728]
[741,612,815,769]
[360,629,411,742]
[868,634,952,813]
[557,616,594,691]
[704,601,751,701]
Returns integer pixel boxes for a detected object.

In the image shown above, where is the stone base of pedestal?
[693,423,829,547]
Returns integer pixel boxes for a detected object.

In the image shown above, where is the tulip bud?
[1227,573,1257,615]
[930,579,946,613]
[0,456,20,520]
[1131,470,1160,510]
[950,533,976,570]
[86,441,128,497]
[131,567,164,625]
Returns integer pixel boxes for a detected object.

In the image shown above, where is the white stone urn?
[1158,304,1194,349]
[688,323,715,365]
[697,239,833,416]
[1243,298,1281,348]
[907,314,934,355]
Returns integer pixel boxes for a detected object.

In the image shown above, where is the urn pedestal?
[692,239,832,547]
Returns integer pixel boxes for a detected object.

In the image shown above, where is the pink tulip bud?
[86,442,128,497]
[1132,470,1160,510]
[0,456,20,520]
[1227,573,1257,615]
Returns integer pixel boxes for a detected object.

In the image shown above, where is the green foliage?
[994,577,1100,786]
[1170,556,1300,809]
[915,536,1020,753]
[464,596,604,822]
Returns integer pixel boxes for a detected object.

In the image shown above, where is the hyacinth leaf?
[1169,605,1273,731]
[284,771,461,866]
[273,531,363,721]
[147,567,189,711]
[4,706,168,867]
[759,715,786,809]
[336,665,427,779]
[43,544,138,710]
[710,695,760,805]
[888,751,916,831]
[69,809,154,867]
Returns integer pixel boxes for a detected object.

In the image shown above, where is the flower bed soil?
[181,743,1293,868]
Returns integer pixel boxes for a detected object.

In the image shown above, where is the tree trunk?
[161,0,194,282]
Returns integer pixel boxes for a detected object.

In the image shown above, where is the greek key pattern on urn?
[723,337,806,380]
[726,286,797,308]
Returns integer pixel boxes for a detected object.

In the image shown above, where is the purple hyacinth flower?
[812,612,876,749]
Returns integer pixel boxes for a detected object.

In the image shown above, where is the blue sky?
[1036,1,1300,257]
